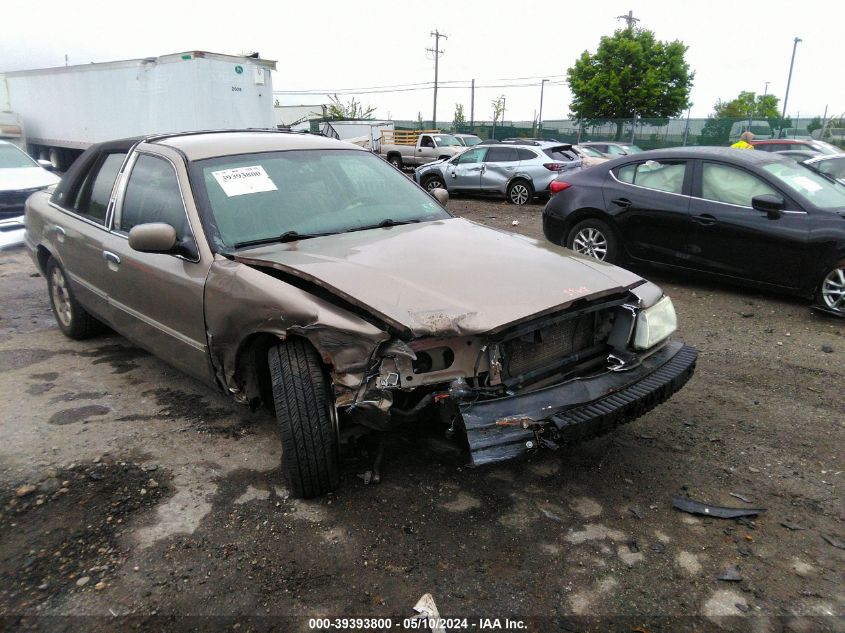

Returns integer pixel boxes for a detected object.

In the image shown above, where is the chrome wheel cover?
[572,227,609,261]
[510,184,529,205]
[50,266,73,327]
[821,267,845,313]
[425,178,444,191]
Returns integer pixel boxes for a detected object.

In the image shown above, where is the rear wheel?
[268,339,340,498]
[387,154,403,170]
[566,218,619,263]
[507,180,533,205]
[816,261,845,315]
[46,257,101,339]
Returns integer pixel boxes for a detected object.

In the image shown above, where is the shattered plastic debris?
[411,594,444,633]
[511,220,520,226]
[821,534,845,550]
[780,522,806,531]
[629,506,644,520]
[671,495,766,519]
[540,508,563,522]
[729,492,752,504]
[716,566,743,582]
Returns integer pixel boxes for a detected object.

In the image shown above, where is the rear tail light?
[543,162,568,171]
[550,181,572,195]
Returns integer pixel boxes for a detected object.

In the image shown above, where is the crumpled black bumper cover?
[460,341,697,466]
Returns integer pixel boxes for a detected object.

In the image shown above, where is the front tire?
[46,257,101,339]
[423,175,446,191]
[816,261,845,315]
[268,339,340,498]
[507,180,533,205]
[566,219,619,263]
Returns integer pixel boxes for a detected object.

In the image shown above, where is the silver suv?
[414,141,581,205]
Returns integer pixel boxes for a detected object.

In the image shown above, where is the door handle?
[102,251,121,265]
[611,197,632,208]
[692,214,717,226]
[54,225,66,243]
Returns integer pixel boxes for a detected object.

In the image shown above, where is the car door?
[97,150,214,383]
[481,146,520,192]
[416,135,436,165]
[686,160,809,288]
[601,158,692,265]
[51,150,127,321]
[446,146,487,191]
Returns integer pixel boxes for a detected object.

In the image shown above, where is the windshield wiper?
[345,218,420,233]
[233,230,333,249]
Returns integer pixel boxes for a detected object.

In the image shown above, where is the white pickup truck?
[379,130,464,169]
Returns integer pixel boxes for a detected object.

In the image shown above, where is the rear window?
[543,147,576,161]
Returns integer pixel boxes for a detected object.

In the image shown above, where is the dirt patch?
[0,460,170,613]
[47,405,111,426]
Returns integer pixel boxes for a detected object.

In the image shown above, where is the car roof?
[606,145,789,165]
[145,129,363,161]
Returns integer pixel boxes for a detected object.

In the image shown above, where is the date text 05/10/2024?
[308,618,527,630]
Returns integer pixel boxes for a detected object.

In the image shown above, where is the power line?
[274,80,567,96]
[272,75,568,96]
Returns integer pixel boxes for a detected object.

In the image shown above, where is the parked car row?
[543,146,845,316]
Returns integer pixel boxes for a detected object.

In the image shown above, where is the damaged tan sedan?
[25,131,697,498]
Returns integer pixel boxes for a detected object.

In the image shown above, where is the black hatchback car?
[543,147,845,316]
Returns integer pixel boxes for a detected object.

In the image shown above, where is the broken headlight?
[632,296,677,350]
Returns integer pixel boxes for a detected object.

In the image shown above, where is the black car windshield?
[193,149,450,249]
[763,161,845,211]
[0,143,38,169]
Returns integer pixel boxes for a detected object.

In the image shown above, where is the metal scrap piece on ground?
[729,492,752,503]
[780,521,806,531]
[716,565,743,582]
[821,534,845,550]
[671,495,766,519]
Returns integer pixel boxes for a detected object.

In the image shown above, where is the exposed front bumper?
[0,215,26,251]
[461,341,697,465]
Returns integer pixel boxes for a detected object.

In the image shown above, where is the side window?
[607,145,625,155]
[485,147,518,163]
[517,148,538,161]
[71,152,126,224]
[455,147,487,164]
[615,160,686,194]
[118,154,190,240]
[701,163,778,207]
[420,136,434,148]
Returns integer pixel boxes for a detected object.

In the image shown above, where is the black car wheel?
[46,257,102,339]
[423,175,445,191]
[268,338,340,498]
[387,154,403,170]
[507,180,533,205]
[817,261,845,315]
[566,219,619,263]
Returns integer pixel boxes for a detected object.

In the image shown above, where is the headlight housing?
[632,296,677,350]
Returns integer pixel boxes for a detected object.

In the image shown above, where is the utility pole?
[616,10,639,28]
[538,79,548,138]
[781,37,801,125]
[470,79,475,128]
[763,81,770,97]
[427,30,448,129]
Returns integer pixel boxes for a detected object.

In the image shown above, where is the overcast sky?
[3,0,843,123]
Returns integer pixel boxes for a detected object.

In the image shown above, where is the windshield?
[0,144,38,169]
[192,149,451,250]
[811,141,842,155]
[432,135,461,147]
[576,145,604,158]
[621,145,644,154]
[461,136,481,147]
[763,161,845,211]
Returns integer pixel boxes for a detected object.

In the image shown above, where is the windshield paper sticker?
[211,166,277,197]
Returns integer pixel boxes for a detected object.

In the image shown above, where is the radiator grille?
[503,313,598,378]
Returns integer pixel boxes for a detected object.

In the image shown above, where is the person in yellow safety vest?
[731,131,755,149]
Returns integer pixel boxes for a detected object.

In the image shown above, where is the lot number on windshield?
[212,165,278,197]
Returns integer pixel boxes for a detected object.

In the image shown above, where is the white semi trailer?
[0,51,276,170]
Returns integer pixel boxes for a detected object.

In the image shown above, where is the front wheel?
[268,339,340,498]
[566,219,619,263]
[507,180,533,205]
[816,262,845,315]
[423,175,446,191]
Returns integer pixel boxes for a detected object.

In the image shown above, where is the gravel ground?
[0,197,843,632]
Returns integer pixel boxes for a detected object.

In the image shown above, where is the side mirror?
[431,187,449,207]
[128,222,177,253]
[37,159,55,171]
[751,193,784,219]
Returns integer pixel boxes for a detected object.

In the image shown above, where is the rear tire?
[815,261,845,315]
[46,257,102,339]
[565,218,619,264]
[387,154,403,170]
[268,339,340,499]
[507,180,533,205]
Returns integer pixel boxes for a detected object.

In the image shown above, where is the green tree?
[699,91,788,144]
[326,93,376,119]
[490,95,505,139]
[807,116,823,135]
[567,27,693,140]
[452,103,466,131]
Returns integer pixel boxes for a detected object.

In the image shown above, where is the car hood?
[0,167,60,192]
[234,218,644,337]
